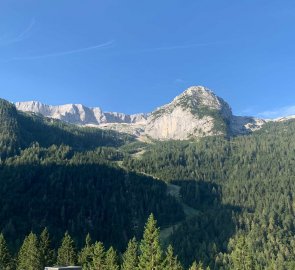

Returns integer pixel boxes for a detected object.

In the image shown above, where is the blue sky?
[0,0,294,118]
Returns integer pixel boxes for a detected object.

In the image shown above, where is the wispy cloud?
[0,18,36,46]
[257,105,295,119]
[11,40,114,61]
[2,39,221,62]
[17,18,36,40]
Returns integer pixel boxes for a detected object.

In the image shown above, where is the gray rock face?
[145,86,233,140]
[15,101,148,126]
[15,86,267,140]
[230,116,267,135]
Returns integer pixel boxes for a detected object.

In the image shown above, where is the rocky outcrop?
[145,107,217,140]
[15,86,268,140]
[144,86,228,140]
[15,101,148,125]
[230,116,267,134]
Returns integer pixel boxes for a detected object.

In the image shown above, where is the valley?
[1,87,295,269]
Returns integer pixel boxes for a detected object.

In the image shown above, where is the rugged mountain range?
[16,86,267,140]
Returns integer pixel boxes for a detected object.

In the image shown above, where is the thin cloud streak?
[17,18,36,40]
[12,40,114,61]
[0,18,36,46]
[257,105,295,119]
[3,40,222,62]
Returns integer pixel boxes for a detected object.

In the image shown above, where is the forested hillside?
[124,120,295,269]
[0,99,184,254]
[1,98,295,269]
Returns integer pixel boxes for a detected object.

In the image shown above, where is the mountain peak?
[144,85,234,140]
[171,85,231,115]
[174,86,211,100]
[180,85,212,95]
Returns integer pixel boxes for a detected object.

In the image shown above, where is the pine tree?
[162,245,183,270]
[189,261,204,270]
[90,241,105,270]
[57,231,77,266]
[40,228,55,268]
[17,232,42,270]
[0,234,12,270]
[138,213,163,270]
[121,237,139,270]
[189,262,197,270]
[105,247,119,270]
[229,235,254,270]
[78,234,94,270]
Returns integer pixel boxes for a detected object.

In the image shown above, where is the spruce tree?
[105,247,119,270]
[230,235,254,270]
[0,233,12,270]
[189,261,204,270]
[138,213,163,270]
[189,262,198,270]
[78,234,94,270]
[17,232,42,270]
[90,241,105,270]
[40,228,55,268]
[162,245,183,270]
[121,237,139,270]
[57,231,77,266]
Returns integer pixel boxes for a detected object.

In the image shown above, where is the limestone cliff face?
[15,101,148,126]
[15,86,267,140]
[145,107,216,140]
[144,86,231,140]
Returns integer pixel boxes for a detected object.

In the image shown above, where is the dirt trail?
[160,183,199,243]
[117,158,198,243]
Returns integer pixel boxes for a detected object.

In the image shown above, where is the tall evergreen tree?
[39,228,55,268]
[189,261,210,270]
[229,235,254,270]
[189,262,198,270]
[189,261,205,270]
[138,214,163,270]
[0,234,12,270]
[17,232,42,270]
[162,245,183,270]
[90,241,105,270]
[78,234,94,270]
[105,247,119,270]
[121,237,139,270]
[57,231,77,266]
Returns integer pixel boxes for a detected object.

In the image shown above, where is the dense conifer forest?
[124,121,295,269]
[1,98,295,269]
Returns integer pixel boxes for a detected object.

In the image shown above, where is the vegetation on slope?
[2,98,295,269]
[0,100,184,254]
[123,120,295,269]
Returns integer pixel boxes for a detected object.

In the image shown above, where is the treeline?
[0,214,207,270]
[123,120,295,268]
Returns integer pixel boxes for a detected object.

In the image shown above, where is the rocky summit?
[15,86,266,140]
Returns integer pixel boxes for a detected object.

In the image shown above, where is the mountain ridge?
[15,86,277,140]
[15,101,148,125]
